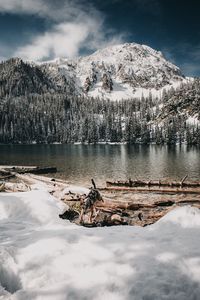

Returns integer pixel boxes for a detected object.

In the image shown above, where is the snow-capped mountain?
[41,42,187,100]
[0,49,199,145]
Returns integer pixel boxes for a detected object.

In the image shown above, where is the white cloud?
[14,19,125,61]
[0,0,49,17]
[0,0,86,21]
[15,22,90,60]
[0,0,125,61]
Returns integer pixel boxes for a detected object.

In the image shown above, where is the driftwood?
[0,169,15,180]
[1,166,57,175]
[106,176,200,189]
[0,183,5,192]
[10,166,57,175]
[180,175,188,186]
[62,186,180,227]
[91,178,97,189]
[0,182,31,193]
[102,186,200,194]
[0,174,15,180]
[62,176,200,227]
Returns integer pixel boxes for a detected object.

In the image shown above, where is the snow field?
[0,186,200,300]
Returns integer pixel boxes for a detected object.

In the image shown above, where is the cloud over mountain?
[0,0,125,61]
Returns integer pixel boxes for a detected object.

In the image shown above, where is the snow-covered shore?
[0,186,200,300]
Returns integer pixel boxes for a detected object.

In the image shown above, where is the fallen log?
[0,174,15,180]
[95,207,123,214]
[178,199,200,205]
[2,166,57,175]
[0,169,12,175]
[154,200,175,207]
[180,175,188,187]
[0,183,5,192]
[12,166,57,175]
[102,186,200,194]
[127,203,155,209]
[1,182,31,193]
[106,178,200,188]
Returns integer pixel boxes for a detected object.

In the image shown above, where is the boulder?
[111,214,123,224]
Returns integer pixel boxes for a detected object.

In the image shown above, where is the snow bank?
[0,189,200,300]
[186,116,200,127]
[158,206,200,228]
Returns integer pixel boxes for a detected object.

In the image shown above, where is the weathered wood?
[106,178,200,188]
[91,178,97,189]
[0,183,5,192]
[102,186,200,194]
[0,174,15,180]
[17,167,57,175]
[178,199,200,205]
[95,207,122,214]
[180,175,188,186]
[3,166,57,175]
[0,169,12,175]
[154,200,175,207]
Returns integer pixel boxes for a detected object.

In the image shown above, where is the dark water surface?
[0,144,200,186]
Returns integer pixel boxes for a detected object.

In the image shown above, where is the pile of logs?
[60,176,200,227]
[60,188,176,227]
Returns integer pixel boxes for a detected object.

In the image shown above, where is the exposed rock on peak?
[101,73,113,92]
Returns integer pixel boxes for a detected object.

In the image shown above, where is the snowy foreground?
[0,186,200,300]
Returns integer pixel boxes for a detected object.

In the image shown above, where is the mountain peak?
[42,42,186,100]
[80,42,171,65]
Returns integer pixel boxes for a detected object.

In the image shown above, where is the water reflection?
[0,144,199,186]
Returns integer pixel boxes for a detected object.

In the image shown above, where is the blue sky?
[0,0,199,76]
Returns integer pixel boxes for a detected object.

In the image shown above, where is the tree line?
[0,79,200,145]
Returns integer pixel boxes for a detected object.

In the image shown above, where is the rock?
[102,73,113,92]
[83,77,92,93]
[155,200,175,207]
[138,212,143,221]
[59,209,79,221]
[111,214,123,223]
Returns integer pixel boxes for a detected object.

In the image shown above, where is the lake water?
[0,144,200,186]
